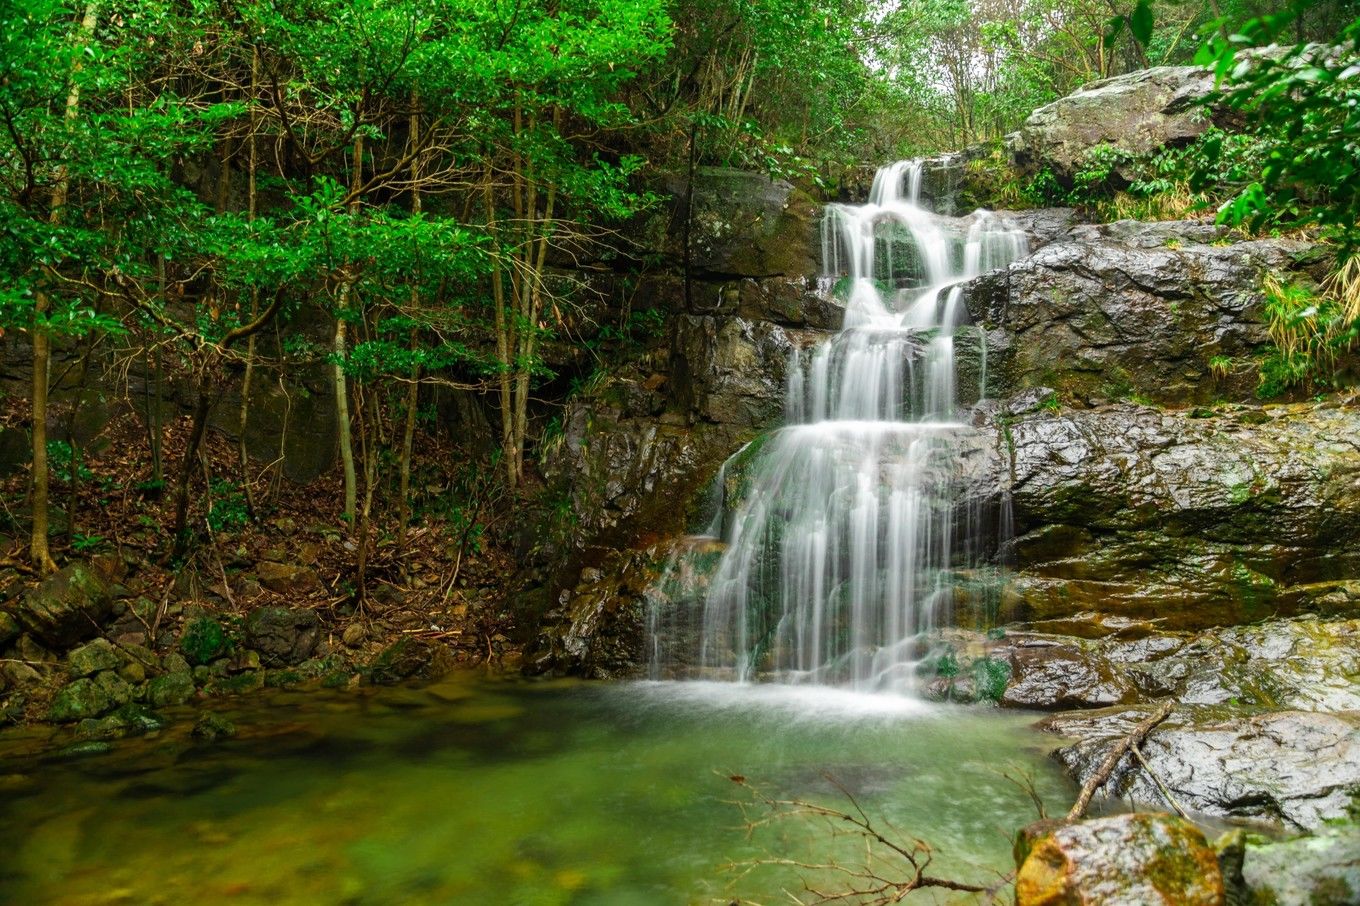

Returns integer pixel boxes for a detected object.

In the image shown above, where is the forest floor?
[0,401,526,727]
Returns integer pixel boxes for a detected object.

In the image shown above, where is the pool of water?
[0,675,1072,905]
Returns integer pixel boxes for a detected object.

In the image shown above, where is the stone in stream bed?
[76,703,167,740]
[1014,812,1224,905]
[1240,823,1360,906]
[146,671,196,708]
[191,712,237,742]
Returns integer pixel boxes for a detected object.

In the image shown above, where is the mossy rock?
[146,671,195,708]
[208,670,265,696]
[48,671,132,722]
[75,703,166,740]
[366,638,456,685]
[68,638,123,678]
[191,712,237,742]
[1015,813,1224,905]
[178,617,229,666]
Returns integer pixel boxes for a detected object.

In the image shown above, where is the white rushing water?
[648,161,1027,694]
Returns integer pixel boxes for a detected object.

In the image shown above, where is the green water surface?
[0,676,1072,905]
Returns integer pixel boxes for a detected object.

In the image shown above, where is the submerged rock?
[367,638,456,685]
[1046,708,1360,831]
[192,712,237,742]
[1014,812,1224,905]
[76,703,166,740]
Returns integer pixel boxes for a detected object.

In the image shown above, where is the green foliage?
[45,440,92,483]
[179,616,230,666]
[971,656,1012,703]
[1255,273,1355,397]
[70,532,105,553]
[206,480,250,533]
[1196,3,1360,256]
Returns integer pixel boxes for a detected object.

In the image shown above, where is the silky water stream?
[0,164,1070,905]
[648,160,1028,692]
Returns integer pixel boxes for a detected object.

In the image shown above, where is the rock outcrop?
[963,219,1328,406]
[1009,66,1216,185]
[998,401,1360,627]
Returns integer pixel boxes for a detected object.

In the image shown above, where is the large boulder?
[672,167,819,280]
[244,606,321,667]
[1010,66,1216,185]
[1014,813,1224,905]
[962,221,1327,406]
[1045,708,1360,831]
[14,562,114,648]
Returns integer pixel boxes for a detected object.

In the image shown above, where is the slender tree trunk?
[484,162,517,490]
[355,385,377,603]
[396,102,422,571]
[170,372,214,559]
[335,134,363,523]
[31,0,100,574]
[238,48,261,516]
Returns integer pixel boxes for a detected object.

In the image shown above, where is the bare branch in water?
[720,771,1014,905]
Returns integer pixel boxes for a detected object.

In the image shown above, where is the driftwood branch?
[1067,701,1174,820]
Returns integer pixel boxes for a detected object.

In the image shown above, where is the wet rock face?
[963,222,1325,406]
[1014,813,1224,906]
[1010,66,1217,185]
[997,402,1360,628]
[999,643,1137,710]
[927,617,1360,712]
[525,548,662,679]
[1046,708,1360,831]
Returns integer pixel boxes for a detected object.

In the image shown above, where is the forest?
[2,0,1360,902]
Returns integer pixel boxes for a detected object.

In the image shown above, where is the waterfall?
[648,160,1027,693]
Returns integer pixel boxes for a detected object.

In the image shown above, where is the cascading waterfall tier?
[648,161,1027,693]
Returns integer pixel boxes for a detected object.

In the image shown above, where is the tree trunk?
[396,102,423,570]
[335,134,363,523]
[484,163,517,490]
[238,48,261,517]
